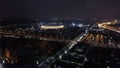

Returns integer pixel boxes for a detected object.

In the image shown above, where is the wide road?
[0,32,71,42]
[38,31,88,68]
[98,22,120,33]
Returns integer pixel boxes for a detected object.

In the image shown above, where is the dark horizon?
[0,0,120,18]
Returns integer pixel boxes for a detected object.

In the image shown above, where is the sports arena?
[40,22,64,29]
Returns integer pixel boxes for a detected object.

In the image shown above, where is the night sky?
[0,0,120,18]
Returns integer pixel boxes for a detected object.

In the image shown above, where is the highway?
[0,32,71,42]
[38,31,88,68]
[98,22,120,34]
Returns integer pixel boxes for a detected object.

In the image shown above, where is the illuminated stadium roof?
[40,22,64,29]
